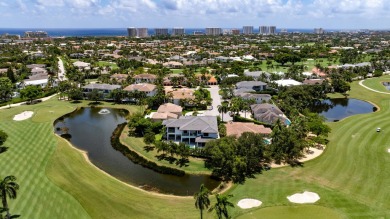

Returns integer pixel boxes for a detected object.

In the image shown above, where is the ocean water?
[0,28,349,37]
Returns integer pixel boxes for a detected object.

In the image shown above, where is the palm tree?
[208,194,234,219]
[0,176,19,219]
[217,103,229,122]
[194,184,211,219]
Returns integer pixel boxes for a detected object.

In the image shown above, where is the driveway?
[204,85,232,121]
[57,57,67,81]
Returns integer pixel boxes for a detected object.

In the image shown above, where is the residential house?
[225,122,272,137]
[73,61,91,70]
[274,79,302,87]
[167,88,195,105]
[163,74,186,86]
[110,73,129,83]
[162,116,219,147]
[236,93,271,104]
[123,83,157,97]
[195,74,218,85]
[251,104,290,125]
[82,84,121,99]
[236,81,267,91]
[133,73,157,84]
[163,61,184,69]
[302,79,325,85]
[151,103,183,122]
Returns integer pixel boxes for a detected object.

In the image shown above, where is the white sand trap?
[13,111,34,121]
[287,191,320,204]
[388,149,390,153]
[237,199,262,209]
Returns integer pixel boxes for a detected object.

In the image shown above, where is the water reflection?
[310,98,375,122]
[54,107,219,195]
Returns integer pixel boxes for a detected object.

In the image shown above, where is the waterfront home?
[251,103,290,125]
[162,116,219,147]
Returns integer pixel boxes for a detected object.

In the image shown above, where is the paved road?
[0,93,58,110]
[204,85,232,121]
[57,57,67,81]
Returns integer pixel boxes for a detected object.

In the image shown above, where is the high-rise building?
[314,28,325,34]
[231,29,240,35]
[155,28,169,36]
[259,26,269,35]
[205,28,223,36]
[24,31,48,38]
[172,28,185,36]
[259,26,276,35]
[127,27,137,37]
[269,26,276,35]
[243,26,254,35]
[137,28,148,38]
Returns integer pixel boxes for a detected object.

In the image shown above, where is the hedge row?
[111,123,186,177]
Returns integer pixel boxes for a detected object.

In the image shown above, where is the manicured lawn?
[237,205,345,219]
[120,126,211,174]
[98,61,118,70]
[3,77,390,218]
[362,75,390,93]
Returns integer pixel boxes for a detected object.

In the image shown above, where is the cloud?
[309,0,389,17]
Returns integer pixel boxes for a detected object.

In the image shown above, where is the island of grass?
[1,79,390,218]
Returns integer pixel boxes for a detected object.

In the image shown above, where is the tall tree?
[208,194,234,219]
[217,103,229,122]
[0,78,13,103]
[194,184,211,219]
[0,130,8,154]
[20,86,42,103]
[0,176,19,219]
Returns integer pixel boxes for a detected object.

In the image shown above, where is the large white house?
[162,116,219,148]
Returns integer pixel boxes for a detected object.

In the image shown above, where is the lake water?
[54,107,219,196]
[311,98,376,122]
[382,82,390,90]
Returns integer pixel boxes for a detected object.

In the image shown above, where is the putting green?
[237,205,345,219]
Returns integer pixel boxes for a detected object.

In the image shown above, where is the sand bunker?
[287,191,320,204]
[237,198,262,209]
[13,111,34,121]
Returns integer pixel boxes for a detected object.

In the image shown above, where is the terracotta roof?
[225,122,272,137]
[157,103,182,114]
[151,112,179,120]
[311,67,327,77]
[168,88,195,100]
[123,83,156,92]
[133,73,157,79]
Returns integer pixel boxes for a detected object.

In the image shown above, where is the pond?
[383,82,390,90]
[54,107,219,196]
[310,98,376,122]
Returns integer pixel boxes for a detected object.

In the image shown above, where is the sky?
[0,0,389,29]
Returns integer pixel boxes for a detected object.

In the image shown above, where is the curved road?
[359,80,390,95]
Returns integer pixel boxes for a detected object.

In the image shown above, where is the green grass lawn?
[2,77,390,218]
[362,75,390,93]
[120,126,211,174]
[237,205,345,219]
[98,61,118,70]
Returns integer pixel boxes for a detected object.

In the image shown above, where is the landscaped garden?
[1,78,390,218]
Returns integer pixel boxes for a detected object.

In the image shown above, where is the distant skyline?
[0,0,389,29]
